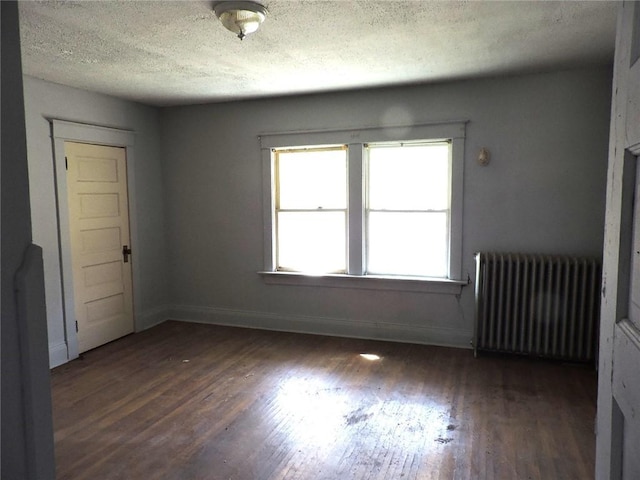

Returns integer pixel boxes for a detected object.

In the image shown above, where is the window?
[260,122,466,293]
[366,142,450,277]
[275,146,348,273]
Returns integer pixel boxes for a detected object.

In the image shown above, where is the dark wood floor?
[51,321,597,480]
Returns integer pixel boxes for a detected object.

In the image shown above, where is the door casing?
[51,120,139,362]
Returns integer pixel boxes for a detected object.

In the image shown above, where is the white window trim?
[259,121,467,294]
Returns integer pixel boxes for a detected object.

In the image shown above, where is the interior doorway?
[64,141,134,353]
[51,120,139,361]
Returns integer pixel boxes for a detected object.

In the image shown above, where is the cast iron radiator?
[473,252,601,362]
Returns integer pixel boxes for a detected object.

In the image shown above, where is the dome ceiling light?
[214,1,267,40]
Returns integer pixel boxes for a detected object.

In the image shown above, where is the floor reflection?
[274,365,452,455]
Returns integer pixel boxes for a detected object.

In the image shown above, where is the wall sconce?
[478,147,491,166]
[214,1,268,40]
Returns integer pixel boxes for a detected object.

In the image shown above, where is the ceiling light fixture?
[214,1,267,41]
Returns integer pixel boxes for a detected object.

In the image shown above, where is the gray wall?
[161,67,612,347]
[25,66,612,364]
[23,76,168,367]
[2,1,55,478]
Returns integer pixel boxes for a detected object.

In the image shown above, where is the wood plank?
[51,321,596,480]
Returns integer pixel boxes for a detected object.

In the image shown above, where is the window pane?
[368,144,449,210]
[278,149,347,209]
[277,211,346,273]
[367,212,448,277]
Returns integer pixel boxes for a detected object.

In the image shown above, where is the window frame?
[259,122,467,294]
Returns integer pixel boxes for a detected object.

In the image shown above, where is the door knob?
[122,245,132,263]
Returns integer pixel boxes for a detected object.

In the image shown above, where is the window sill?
[258,271,468,294]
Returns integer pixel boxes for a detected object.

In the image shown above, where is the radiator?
[473,252,601,362]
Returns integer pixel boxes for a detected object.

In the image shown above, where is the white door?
[629,168,640,331]
[65,141,134,353]
[598,2,640,478]
[614,162,640,477]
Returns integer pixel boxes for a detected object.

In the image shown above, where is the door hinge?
[75,321,78,332]
[65,156,68,170]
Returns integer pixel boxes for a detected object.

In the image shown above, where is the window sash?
[366,211,449,277]
[365,141,451,211]
[364,141,452,277]
[274,146,347,210]
[276,210,347,273]
[274,145,348,273]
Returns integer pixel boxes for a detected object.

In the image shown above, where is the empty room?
[3,1,640,479]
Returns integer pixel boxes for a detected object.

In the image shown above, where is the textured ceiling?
[18,1,617,107]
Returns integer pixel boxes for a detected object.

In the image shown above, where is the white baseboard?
[169,304,472,349]
[49,342,68,368]
[49,304,470,369]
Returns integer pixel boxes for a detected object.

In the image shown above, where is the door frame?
[51,119,139,361]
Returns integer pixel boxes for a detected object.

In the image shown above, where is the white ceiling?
[18,1,618,107]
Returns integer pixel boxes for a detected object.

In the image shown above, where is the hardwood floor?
[51,321,596,480]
